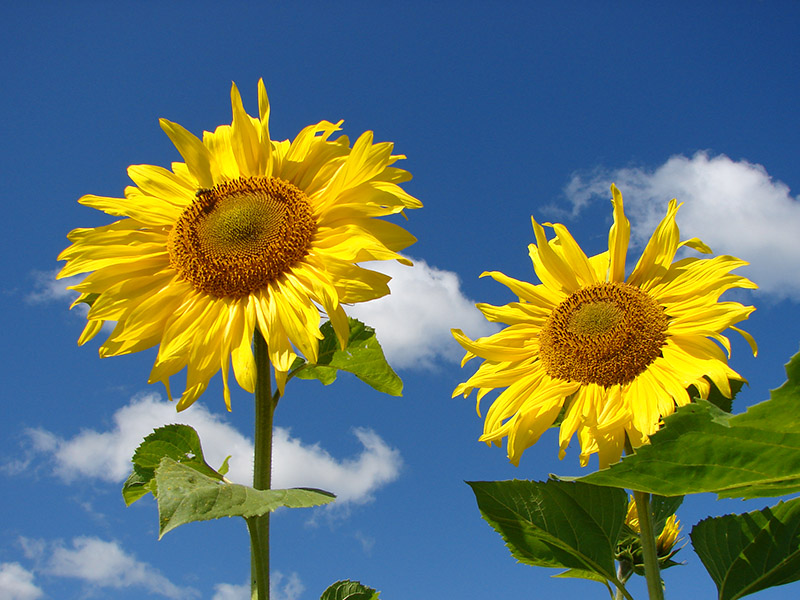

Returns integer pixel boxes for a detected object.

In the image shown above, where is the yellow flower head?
[624,499,681,558]
[452,185,756,467]
[58,80,421,410]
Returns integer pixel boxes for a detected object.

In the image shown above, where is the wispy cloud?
[212,582,250,600]
[25,269,80,306]
[20,393,401,506]
[0,562,43,600]
[213,572,303,600]
[564,152,800,300]
[348,257,499,369]
[20,536,197,599]
[270,572,305,600]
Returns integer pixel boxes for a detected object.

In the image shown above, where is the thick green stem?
[247,516,268,600]
[632,489,664,600]
[251,329,275,600]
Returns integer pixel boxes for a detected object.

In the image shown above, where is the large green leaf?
[468,480,630,596]
[154,458,335,537]
[320,580,380,600]
[290,318,402,396]
[122,424,225,506]
[691,496,800,600]
[578,350,800,499]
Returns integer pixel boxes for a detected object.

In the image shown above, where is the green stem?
[251,329,275,600]
[247,516,268,600]
[614,560,633,600]
[633,489,664,600]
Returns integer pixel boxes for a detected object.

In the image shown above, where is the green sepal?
[467,479,631,596]
[691,496,800,600]
[320,580,380,600]
[691,378,745,413]
[154,458,335,538]
[289,318,402,396]
[576,349,800,499]
[76,292,100,308]
[217,455,231,476]
[122,424,224,506]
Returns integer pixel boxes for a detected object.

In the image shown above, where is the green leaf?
[154,457,335,537]
[290,318,402,396]
[691,496,800,600]
[320,580,380,600]
[468,480,629,594]
[577,349,800,499]
[122,424,224,506]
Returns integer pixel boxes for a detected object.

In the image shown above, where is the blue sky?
[2,2,800,599]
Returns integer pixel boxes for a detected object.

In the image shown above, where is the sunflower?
[452,184,756,467]
[58,80,421,410]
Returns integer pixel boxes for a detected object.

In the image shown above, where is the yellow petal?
[608,184,630,283]
[159,118,217,188]
[230,81,262,177]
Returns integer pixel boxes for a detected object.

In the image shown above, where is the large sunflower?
[58,80,421,410]
[452,185,756,467]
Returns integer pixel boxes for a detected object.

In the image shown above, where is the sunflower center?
[168,176,316,298]
[538,282,668,387]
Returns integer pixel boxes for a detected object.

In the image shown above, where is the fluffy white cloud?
[564,152,800,300]
[348,258,499,369]
[21,537,195,599]
[0,563,43,600]
[26,393,401,505]
[272,427,400,505]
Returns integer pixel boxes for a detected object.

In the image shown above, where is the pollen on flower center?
[168,176,316,298]
[538,282,668,387]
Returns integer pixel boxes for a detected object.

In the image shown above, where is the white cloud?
[213,572,303,600]
[271,572,305,600]
[348,258,499,369]
[564,152,800,300]
[212,582,250,600]
[24,393,401,506]
[0,563,43,600]
[272,427,401,505]
[21,536,196,599]
[25,269,80,305]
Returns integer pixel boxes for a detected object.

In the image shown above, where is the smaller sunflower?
[624,499,681,559]
[452,185,756,467]
[58,80,421,410]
